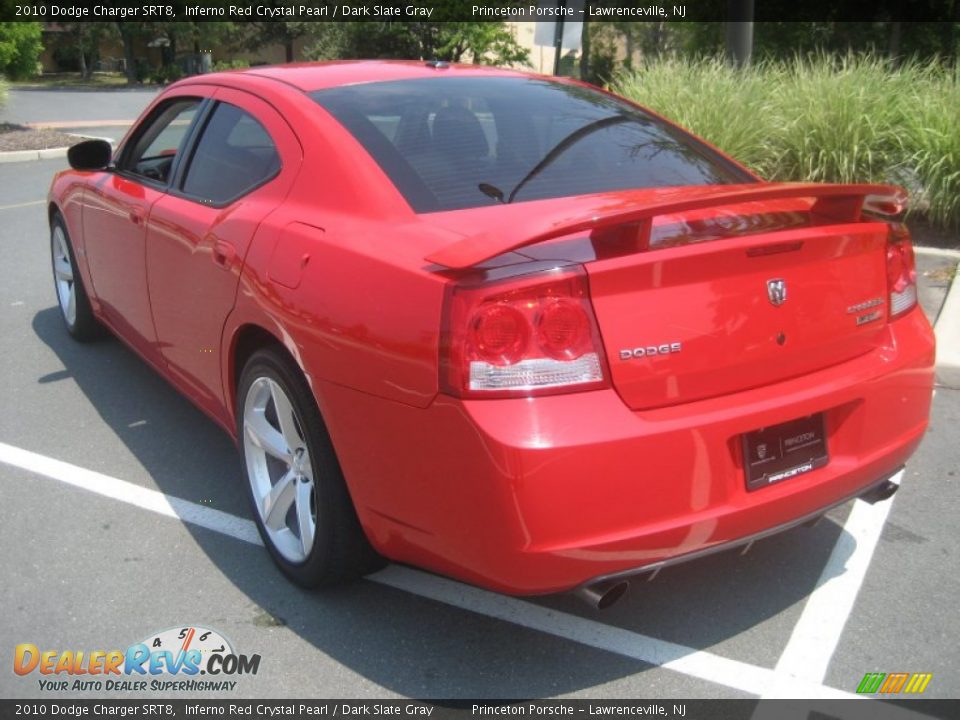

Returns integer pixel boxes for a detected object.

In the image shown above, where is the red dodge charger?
[48,61,935,608]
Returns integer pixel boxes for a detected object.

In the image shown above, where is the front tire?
[237,348,383,587]
[50,214,100,341]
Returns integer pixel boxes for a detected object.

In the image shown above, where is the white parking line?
[765,472,902,697]
[0,199,45,212]
[371,565,853,699]
[914,246,960,260]
[0,441,262,546]
[1,439,876,700]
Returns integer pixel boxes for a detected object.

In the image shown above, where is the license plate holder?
[742,413,829,491]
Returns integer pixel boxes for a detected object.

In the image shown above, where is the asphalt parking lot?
[1,109,959,704]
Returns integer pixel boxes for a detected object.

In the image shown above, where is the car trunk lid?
[426,183,903,410]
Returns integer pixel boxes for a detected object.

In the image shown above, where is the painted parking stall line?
[1,440,923,704]
[370,565,853,699]
[0,199,45,212]
[0,441,262,546]
[764,472,903,698]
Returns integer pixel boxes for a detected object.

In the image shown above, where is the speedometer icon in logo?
[141,626,233,672]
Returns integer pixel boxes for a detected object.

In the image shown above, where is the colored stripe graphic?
[857,673,885,693]
[881,672,910,693]
[904,673,933,694]
[857,672,933,694]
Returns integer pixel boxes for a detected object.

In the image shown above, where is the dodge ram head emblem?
[767,278,787,306]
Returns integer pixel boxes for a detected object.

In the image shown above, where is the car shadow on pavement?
[32,305,855,694]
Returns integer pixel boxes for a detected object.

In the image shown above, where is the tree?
[418,23,529,65]
[0,22,42,80]
[304,21,528,66]
[57,22,113,78]
[114,21,149,83]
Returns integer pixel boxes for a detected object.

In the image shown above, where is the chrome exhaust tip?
[574,580,630,610]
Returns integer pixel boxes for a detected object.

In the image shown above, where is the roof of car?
[218,60,537,93]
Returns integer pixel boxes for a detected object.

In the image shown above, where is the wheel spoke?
[296,480,315,556]
[300,453,314,483]
[66,288,76,323]
[245,412,291,463]
[263,469,296,531]
[269,380,303,451]
[54,255,73,281]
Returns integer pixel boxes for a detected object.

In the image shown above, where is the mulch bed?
[0,122,89,152]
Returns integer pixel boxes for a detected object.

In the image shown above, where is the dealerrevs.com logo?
[14,625,261,693]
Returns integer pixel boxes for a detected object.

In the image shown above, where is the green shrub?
[612,54,960,230]
[213,59,251,72]
[152,64,183,85]
[0,22,43,81]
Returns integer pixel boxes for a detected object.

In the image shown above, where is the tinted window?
[313,78,754,213]
[123,98,200,184]
[181,102,280,205]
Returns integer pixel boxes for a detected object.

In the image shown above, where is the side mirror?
[67,139,112,171]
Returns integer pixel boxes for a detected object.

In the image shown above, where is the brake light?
[440,265,609,398]
[886,223,917,319]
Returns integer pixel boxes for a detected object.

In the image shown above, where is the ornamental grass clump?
[612,54,960,230]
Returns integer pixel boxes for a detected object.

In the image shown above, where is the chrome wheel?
[242,377,316,563]
[52,225,76,327]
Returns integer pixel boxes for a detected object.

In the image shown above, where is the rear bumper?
[319,307,935,595]
[577,466,903,591]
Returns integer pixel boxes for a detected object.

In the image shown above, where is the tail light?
[440,265,609,398]
[886,223,917,319]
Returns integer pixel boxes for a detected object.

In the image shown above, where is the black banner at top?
[2,0,959,23]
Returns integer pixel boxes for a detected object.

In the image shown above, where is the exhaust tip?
[859,479,900,505]
[574,580,630,610]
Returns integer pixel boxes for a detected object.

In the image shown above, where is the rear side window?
[180,102,280,205]
[312,77,754,213]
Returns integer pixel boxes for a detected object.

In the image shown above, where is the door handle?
[212,240,236,269]
[128,209,144,225]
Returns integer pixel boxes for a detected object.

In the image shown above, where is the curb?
[0,146,72,163]
[934,259,960,389]
[0,135,116,164]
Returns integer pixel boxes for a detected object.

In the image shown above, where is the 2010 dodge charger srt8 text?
[48,61,935,608]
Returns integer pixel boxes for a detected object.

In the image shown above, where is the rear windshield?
[311,77,754,213]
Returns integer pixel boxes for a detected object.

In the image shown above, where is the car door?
[146,88,302,423]
[82,93,205,360]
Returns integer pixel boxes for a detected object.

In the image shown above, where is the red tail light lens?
[886,223,917,319]
[536,299,592,360]
[470,304,529,365]
[441,265,609,398]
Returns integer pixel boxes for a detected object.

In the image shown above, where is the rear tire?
[50,213,101,341]
[237,348,383,587]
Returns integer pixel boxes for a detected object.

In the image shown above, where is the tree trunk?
[649,21,664,58]
[725,0,754,67]
[942,5,959,62]
[78,43,87,78]
[118,24,138,84]
[887,21,902,62]
[285,39,294,63]
[579,3,591,82]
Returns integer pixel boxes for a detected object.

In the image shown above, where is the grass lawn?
[11,72,137,89]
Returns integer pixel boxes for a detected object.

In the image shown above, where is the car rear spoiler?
[425,182,906,270]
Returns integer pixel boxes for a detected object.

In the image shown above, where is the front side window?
[180,102,281,205]
[122,98,201,184]
[312,78,755,213]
